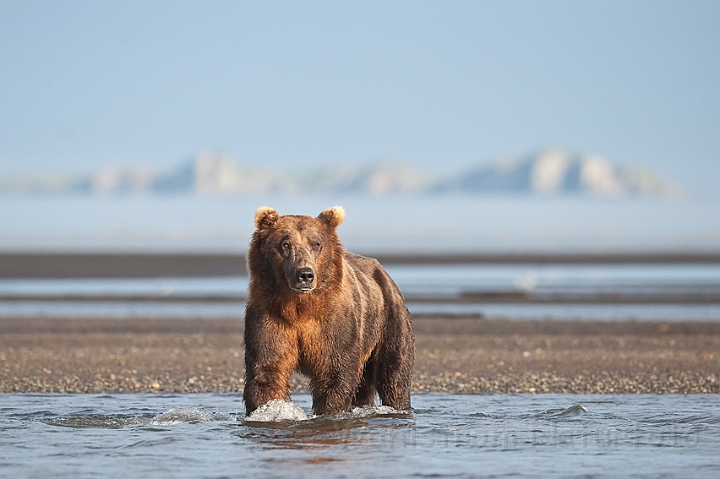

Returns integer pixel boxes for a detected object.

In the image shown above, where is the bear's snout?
[289,266,316,292]
[296,267,314,287]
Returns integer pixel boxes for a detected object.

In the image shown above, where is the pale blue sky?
[1,0,718,193]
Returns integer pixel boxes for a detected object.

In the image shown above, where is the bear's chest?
[293,319,329,374]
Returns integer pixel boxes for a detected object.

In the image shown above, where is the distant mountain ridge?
[436,149,677,196]
[0,149,678,197]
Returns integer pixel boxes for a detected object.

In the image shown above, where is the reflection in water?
[240,404,415,470]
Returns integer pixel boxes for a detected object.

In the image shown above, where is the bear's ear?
[316,206,345,229]
[254,206,280,230]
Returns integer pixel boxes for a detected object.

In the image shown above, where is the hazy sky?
[1,1,718,193]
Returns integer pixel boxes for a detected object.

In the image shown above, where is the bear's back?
[343,252,406,305]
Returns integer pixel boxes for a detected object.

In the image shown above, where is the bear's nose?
[296,268,314,283]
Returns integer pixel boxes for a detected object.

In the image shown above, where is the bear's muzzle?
[291,267,316,292]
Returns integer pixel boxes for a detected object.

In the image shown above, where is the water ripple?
[534,404,589,419]
[43,408,234,429]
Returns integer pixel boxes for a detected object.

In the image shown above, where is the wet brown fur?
[243,206,415,416]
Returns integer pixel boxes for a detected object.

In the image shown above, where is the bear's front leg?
[244,361,295,415]
[243,311,298,416]
[309,359,361,416]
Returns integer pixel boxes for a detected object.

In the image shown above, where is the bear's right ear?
[254,207,279,230]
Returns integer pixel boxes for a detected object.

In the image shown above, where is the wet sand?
[2,316,718,394]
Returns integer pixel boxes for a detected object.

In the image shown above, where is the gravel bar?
[1,316,718,394]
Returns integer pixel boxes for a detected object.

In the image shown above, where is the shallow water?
[2,393,719,478]
[2,263,719,321]
[4,300,720,322]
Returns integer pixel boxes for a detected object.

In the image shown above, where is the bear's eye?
[281,242,290,251]
[313,242,321,251]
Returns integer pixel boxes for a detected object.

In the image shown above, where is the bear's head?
[250,206,345,294]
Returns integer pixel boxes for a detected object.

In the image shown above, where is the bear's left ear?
[316,206,345,229]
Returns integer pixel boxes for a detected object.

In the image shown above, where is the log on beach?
[1,316,718,394]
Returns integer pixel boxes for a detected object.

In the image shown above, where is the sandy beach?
[2,316,718,395]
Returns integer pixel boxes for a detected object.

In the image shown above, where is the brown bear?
[243,206,414,416]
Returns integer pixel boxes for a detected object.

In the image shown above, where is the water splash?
[331,405,406,420]
[244,401,409,424]
[245,400,309,422]
[150,408,230,424]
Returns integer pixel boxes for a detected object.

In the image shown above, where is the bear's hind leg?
[352,354,377,407]
[376,310,414,411]
[376,357,412,411]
